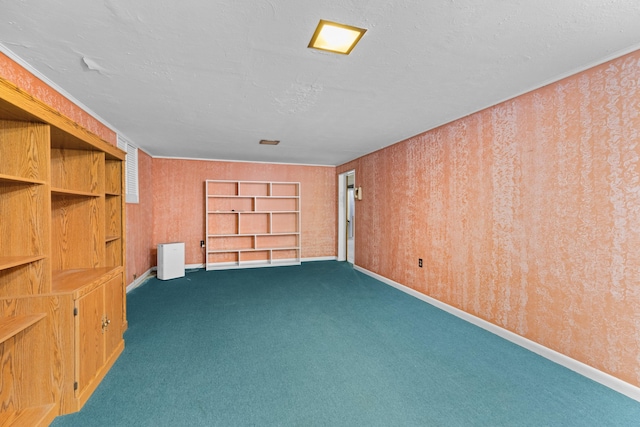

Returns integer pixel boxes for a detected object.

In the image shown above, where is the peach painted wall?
[338,50,640,387]
[151,158,336,265]
[126,149,154,284]
[0,52,116,145]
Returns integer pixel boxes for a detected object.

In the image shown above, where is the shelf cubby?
[104,159,122,195]
[239,250,270,263]
[51,194,105,271]
[0,312,46,343]
[255,197,298,212]
[105,194,123,237]
[207,251,239,266]
[271,183,299,196]
[0,120,50,182]
[272,212,299,233]
[105,239,123,268]
[208,235,254,251]
[50,147,104,195]
[238,181,269,196]
[272,249,300,263]
[207,213,238,235]
[0,174,51,297]
[238,212,270,234]
[207,180,238,196]
[256,234,299,249]
[0,183,50,258]
[0,258,49,298]
[208,196,254,212]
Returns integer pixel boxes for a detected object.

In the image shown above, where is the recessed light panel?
[308,20,367,55]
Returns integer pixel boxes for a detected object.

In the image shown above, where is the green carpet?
[52,261,640,426]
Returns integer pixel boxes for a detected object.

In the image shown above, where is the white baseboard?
[126,268,155,293]
[186,263,205,269]
[353,265,640,403]
[132,258,334,287]
[303,256,337,262]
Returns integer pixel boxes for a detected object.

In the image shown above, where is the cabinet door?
[76,286,105,396]
[103,274,124,359]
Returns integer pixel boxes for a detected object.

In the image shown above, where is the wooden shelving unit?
[0,77,126,425]
[206,180,301,270]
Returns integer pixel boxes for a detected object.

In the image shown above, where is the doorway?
[337,170,355,263]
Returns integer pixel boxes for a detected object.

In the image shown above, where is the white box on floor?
[157,242,185,280]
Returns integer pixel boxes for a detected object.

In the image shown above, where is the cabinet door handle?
[101,316,111,333]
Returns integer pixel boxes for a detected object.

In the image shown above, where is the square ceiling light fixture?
[308,19,367,55]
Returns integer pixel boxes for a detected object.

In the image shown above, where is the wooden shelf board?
[0,312,47,343]
[207,247,299,252]
[52,267,120,294]
[207,195,299,199]
[270,260,302,267]
[257,246,300,251]
[51,187,101,197]
[205,262,240,270]
[0,255,46,271]
[206,260,300,270]
[208,232,299,237]
[207,195,254,199]
[255,196,300,199]
[209,210,298,213]
[105,235,120,243]
[0,173,46,186]
[105,191,121,197]
[0,403,57,427]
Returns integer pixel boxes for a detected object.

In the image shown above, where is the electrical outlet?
[200,240,205,248]
[418,258,423,268]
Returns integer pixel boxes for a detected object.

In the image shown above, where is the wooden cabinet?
[205,180,301,270]
[70,273,125,411]
[0,77,126,425]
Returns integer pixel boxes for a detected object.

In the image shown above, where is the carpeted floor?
[52,261,640,426]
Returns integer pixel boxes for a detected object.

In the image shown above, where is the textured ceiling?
[2,0,640,166]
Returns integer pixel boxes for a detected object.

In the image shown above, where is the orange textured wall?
[126,149,154,284]
[0,52,116,145]
[338,50,640,387]
[152,158,336,265]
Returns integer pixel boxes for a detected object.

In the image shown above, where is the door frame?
[337,170,355,262]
